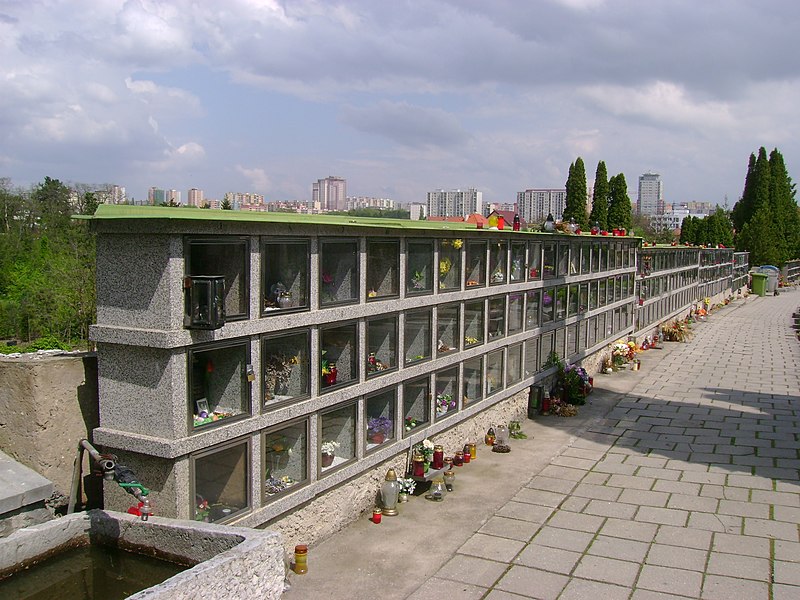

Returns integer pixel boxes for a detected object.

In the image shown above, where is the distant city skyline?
[3,2,799,210]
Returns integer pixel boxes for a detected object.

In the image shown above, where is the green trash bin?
[751,272,768,297]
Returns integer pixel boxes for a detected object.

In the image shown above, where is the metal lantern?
[381,468,401,516]
[184,275,226,330]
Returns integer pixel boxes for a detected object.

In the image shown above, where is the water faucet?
[68,439,154,521]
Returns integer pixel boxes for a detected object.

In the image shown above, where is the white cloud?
[235,165,272,192]
[580,81,736,130]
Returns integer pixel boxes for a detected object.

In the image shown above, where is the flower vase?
[398,492,409,503]
[369,431,385,444]
[321,452,335,468]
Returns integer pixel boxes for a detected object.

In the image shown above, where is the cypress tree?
[607,174,633,229]
[731,152,756,231]
[769,148,800,260]
[589,161,609,231]
[563,157,588,228]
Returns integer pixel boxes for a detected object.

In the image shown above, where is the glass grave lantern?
[184,275,226,330]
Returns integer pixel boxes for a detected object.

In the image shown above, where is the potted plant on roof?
[367,416,392,444]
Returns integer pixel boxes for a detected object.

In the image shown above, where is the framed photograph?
[195,398,210,415]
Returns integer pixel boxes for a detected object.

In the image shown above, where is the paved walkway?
[285,290,800,600]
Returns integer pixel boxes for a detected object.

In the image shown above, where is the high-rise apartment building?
[188,188,205,207]
[638,172,664,216]
[312,176,347,212]
[426,188,483,218]
[516,189,567,224]
[148,187,165,205]
[346,196,395,210]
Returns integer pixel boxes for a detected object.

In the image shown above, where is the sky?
[2,0,799,208]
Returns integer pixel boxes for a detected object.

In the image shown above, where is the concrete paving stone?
[712,532,771,557]
[618,488,669,507]
[667,493,718,513]
[714,444,757,456]
[658,434,696,445]
[635,440,677,452]
[650,425,686,435]
[717,499,770,519]
[619,428,658,441]
[573,433,619,448]
[645,543,708,571]
[591,461,638,475]
[546,509,605,533]
[539,465,589,482]
[558,578,632,600]
[526,475,577,494]
[774,540,800,562]
[773,560,800,586]
[435,554,508,588]
[530,526,594,553]
[720,485,751,501]
[551,455,600,471]
[753,466,800,480]
[653,479,701,496]
[700,574,769,600]
[406,577,488,600]
[514,544,582,574]
[757,447,799,458]
[513,487,567,508]
[776,480,800,493]
[601,518,658,543]
[579,472,611,485]
[680,471,727,485]
[457,533,526,563]
[773,583,800,600]
[773,439,800,449]
[606,474,656,490]
[587,534,650,562]
[637,466,682,481]
[682,444,714,453]
[776,459,800,469]
[478,516,543,542]
[772,506,800,524]
[496,501,556,524]
[731,455,775,467]
[706,551,771,581]
[494,565,569,600]
[625,455,669,468]
[726,473,773,492]
[665,459,709,472]
[572,554,641,587]
[635,506,689,527]
[483,590,530,600]
[559,496,591,513]
[572,482,622,502]
[743,517,800,541]
[655,524,712,550]
[562,447,607,461]
[686,512,741,533]
[694,436,732,446]
[630,590,694,600]
[636,564,703,597]
[583,499,638,520]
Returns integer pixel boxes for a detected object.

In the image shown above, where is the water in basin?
[0,543,190,600]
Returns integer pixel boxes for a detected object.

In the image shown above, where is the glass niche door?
[320,239,359,306]
[262,330,310,409]
[403,376,430,434]
[407,239,434,295]
[434,367,459,420]
[192,439,250,524]
[189,340,250,431]
[263,420,307,500]
[366,388,396,451]
[319,403,356,474]
[366,239,399,300]
[262,239,309,314]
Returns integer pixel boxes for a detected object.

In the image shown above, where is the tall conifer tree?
[563,157,588,227]
[589,161,609,230]
[607,174,632,229]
